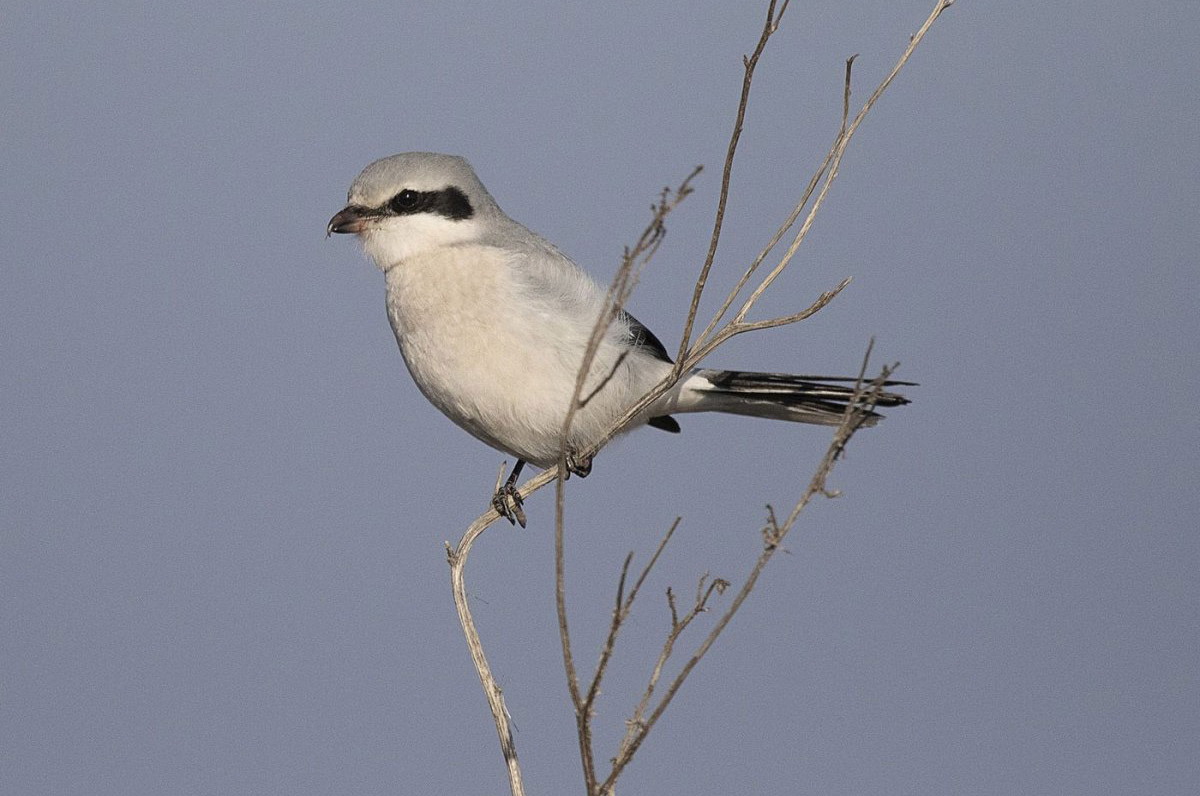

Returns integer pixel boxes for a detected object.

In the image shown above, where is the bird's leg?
[492,459,527,528]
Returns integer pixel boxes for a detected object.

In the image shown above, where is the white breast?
[381,244,671,466]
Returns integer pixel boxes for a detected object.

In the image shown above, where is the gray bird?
[328,152,908,525]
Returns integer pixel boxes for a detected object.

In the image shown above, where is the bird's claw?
[566,451,593,479]
[492,482,526,528]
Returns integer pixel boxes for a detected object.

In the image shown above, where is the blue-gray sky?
[4,2,1197,794]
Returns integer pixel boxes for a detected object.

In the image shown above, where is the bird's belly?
[382,248,668,466]
[384,263,583,464]
[400,318,574,461]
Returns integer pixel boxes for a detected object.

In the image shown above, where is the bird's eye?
[389,189,420,213]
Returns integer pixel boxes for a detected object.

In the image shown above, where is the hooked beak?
[326,205,375,237]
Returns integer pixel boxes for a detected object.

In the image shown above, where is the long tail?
[677,369,914,428]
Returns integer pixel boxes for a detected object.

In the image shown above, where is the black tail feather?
[700,370,912,406]
[693,369,914,427]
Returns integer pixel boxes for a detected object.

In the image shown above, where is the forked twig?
[600,355,899,794]
[445,465,558,796]
[676,0,794,367]
[552,168,700,792]
[584,518,680,717]
[444,2,955,794]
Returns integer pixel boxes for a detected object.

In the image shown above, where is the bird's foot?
[566,451,593,479]
[492,459,527,528]
[492,483,526,528]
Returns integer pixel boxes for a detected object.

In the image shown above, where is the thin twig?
[554,168,699,794]
[692,57,852,351]
[602,356,897,792]
[572,518,682,793]
[686,277,853,367]
[735,0,955,325]
[610,572,730,784]
[731,55,857,326]
[445,2,954,793]
[675,0,792,367]
[446,524,522,796]
[578,278,851,465]
[445,466,558,796]
[584,518,681,717]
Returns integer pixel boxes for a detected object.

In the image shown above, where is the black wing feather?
[621,310,673,364]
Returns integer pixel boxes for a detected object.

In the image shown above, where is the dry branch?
[444,2,955,794]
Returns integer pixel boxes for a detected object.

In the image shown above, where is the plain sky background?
[3,1,1197,794]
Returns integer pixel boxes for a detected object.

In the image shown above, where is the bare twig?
[676,0,793,367]
[556,52,865,471]
[580,276,851,465]
[576,0,950,467]
[446,523,524,796]
[686,277,853,367]
[568,518,682,793]
[445,466,558,796]
[444,2,954,794]
[692,55,855,351]
[584,518,681,716]
[560,166,703,461]
[601,358,898,793]
[733,0,956,326]
[553,169,700,794]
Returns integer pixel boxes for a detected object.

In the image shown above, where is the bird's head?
[327,152,498,270]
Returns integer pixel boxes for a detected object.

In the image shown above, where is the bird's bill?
[326,205,374,237]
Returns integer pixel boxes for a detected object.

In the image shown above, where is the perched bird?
[328,152,909,525]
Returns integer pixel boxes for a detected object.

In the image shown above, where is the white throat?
[361,215,485,271]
